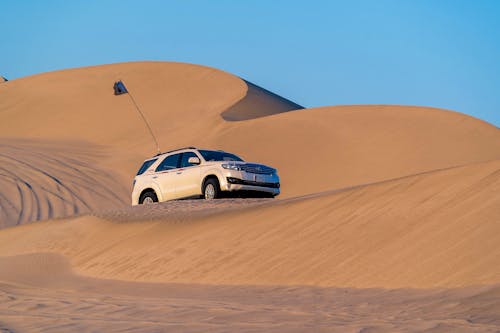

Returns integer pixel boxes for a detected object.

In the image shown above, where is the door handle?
[176,171,182,174]
[152,176,158,179]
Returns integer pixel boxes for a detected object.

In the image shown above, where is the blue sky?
[1,0,499,126]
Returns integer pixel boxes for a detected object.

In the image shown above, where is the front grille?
[227,177,280,188]
[241,163,275,175]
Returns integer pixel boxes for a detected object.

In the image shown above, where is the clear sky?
[1,0,499,126]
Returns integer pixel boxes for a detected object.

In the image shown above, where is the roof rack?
[154,147,197,157]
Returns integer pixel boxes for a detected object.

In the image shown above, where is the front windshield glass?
[199,150,243,162]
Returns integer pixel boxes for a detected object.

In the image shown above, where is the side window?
[180,152,198,168]
[155,154,181,172]
[136,158,157,175]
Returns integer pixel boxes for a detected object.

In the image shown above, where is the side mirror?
[188,156,201,165]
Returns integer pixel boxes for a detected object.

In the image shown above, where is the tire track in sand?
[0,139,129,228]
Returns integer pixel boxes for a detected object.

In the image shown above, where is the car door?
[175,152,202,198]
[154,153,181,200]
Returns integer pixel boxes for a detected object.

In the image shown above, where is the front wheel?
[203,179,220,200]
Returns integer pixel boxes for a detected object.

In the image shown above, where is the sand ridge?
[0,138,129,228]
[0,159,498,289]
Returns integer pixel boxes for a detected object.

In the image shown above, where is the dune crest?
[221,80,304,121]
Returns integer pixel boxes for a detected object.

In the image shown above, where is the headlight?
[222,163,243,171]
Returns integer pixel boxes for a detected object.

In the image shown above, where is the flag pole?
[116,80,161,155]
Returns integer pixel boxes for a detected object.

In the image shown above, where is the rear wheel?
[203,178,220,200]
[139,191,158,204]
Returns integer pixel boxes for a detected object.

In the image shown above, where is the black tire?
[139,190,158,204]
[203,178,220,200]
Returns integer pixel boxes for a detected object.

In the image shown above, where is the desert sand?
[0,61,499,332]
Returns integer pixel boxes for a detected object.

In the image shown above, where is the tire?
[139,191,158,204]
[203,178,220,200]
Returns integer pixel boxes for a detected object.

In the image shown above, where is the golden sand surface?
[0,62,499,332]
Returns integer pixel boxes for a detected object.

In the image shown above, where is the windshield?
[199,150,243,162]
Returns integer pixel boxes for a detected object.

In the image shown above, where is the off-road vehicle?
[132,147,280,205]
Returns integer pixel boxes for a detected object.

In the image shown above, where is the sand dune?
[0,62,300,174]
[1,62,499,286]
[213,104,500,197]
[0,160,498,288]
[0,62,298,226]
[0,62,243,188]
[1,61,499,331]
[1,62,499,226]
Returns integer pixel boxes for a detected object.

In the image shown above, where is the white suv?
[132,147,280,205]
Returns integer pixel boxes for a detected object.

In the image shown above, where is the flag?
[113,80,128,95]
[112,79,161,153]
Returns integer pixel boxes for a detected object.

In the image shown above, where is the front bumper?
[226,177,280,188]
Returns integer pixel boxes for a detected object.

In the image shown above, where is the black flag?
[113,80,128,95]
[112,79,161,153]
